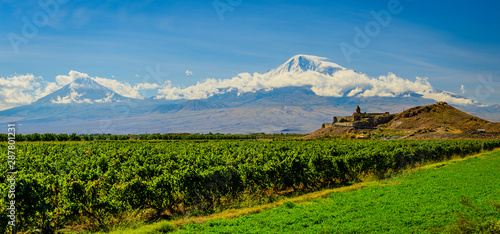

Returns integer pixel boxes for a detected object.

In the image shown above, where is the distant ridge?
[0,55,498,134]
[152,100,227,113]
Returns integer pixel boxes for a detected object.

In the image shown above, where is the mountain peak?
[69,77,110,90]
[35,77,130,104]
[72,76,95,83]
[265,54,345,76]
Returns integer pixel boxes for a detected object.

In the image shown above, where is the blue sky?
[1,0,499,104]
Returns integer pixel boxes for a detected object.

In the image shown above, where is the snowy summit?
[35,77,129,104]
[265,55,345,77]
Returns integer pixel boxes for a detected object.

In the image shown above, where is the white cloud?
[156,69,478,106]
[0,74,65,110]
[94,93,115,103]
[0,65,481,111]
[460,85,465,95]
[0,74,38,110]
[51,90,116,104]
[35,82,61,98]
[51,90,88,104]
[419,91,475,105]
[55,70,89,86]
[186,70,193,76]
[133,82,161,90]
[0,71,167,110]
[58,71,165,99]
[93,76,143,99]
[55,70,145,99]
[346,87,363,97]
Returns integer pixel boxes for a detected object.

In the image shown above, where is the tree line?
[0,132,305,142]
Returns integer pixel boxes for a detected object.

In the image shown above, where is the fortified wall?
[323,106,393,129]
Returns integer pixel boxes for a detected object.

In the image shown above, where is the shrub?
[446,197,500,234]
[284,201,296,209]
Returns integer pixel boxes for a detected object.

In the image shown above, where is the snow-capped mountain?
[265,55,345,77]
[0,54,498,134]
[35,77,130,104]
[155,55,477,106]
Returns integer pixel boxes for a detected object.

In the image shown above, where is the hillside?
[307,102,500,139]
[385,102,500,133]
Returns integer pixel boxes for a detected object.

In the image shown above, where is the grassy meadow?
[170,149,500,233]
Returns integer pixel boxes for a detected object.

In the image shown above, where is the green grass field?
[174,150,500,233]
[3,141,499,233]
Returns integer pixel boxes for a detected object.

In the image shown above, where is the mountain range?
[1,55,499,134]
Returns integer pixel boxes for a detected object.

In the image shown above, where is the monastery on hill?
[323,106,391,129]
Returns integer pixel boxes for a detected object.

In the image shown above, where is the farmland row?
[1,139,499,232]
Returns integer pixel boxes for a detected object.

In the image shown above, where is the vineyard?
[1,139,500,232]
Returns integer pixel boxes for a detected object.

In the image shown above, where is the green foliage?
[177,150,500,233]
[371,128,405,139]
[97,134,108,140]
[283,201,296,209]
[26,133,42,141]
[69,133,81,141]
[0,140,499,232]
[82,134,95,141]
[7,132,305,142]
[339,118,348,123]
[446,198,500,234]
[156,222,176,233]
[15,133,26,141]
[42,133,57,141]
[56,133,69,141]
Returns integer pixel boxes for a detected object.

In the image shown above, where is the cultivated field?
[176,149,500,233]
[1,139,499,233]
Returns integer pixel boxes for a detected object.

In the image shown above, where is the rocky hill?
[306,102,500,139]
